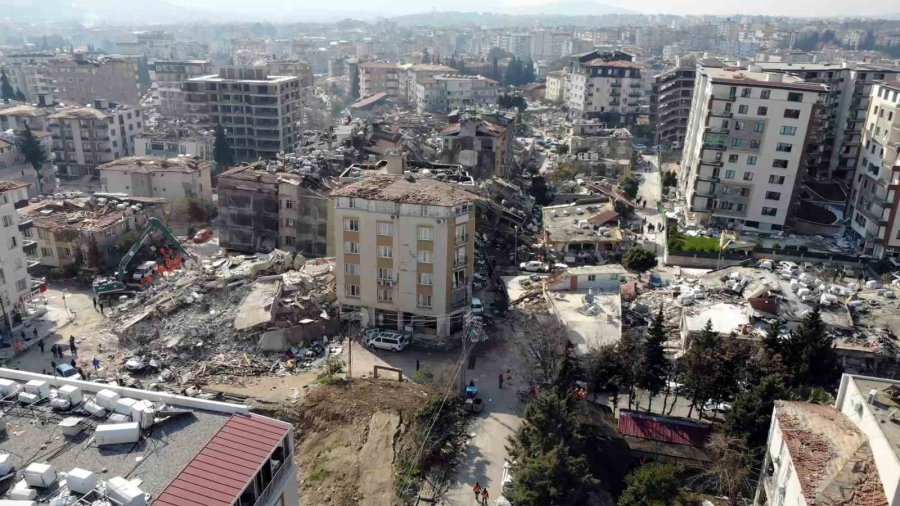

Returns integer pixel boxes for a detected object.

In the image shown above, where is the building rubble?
[96,250,339,393]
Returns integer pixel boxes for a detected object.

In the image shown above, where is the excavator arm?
[115,217,193,281]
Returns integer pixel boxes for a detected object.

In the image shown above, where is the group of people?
[472,483,491,505]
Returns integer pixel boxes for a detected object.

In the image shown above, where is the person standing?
[32,327,37,340]
[499,373,504,389]
[98,302,104,316]
[37,339,44,353]
[472,482,482,502]
[50,361,57,373]
[93,298,98,311]
[416,359,420,372]
[481,487,489,505]
[69,336,77,357]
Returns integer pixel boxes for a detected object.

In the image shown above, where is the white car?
[519,261,547,272]
[367,332,409,352]
[703,400,732,413]
[471,298,485,315]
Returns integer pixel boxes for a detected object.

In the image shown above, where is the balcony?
[629,83,642,89]
[712,94,737,101]
[703,143,727,151]
[454,256,468,268]
[455,234,469,245]
[18,216,32,232]
[22,239,37,253]
[710,110,733,118]
[13,199,29,210]
[610,81,622,88]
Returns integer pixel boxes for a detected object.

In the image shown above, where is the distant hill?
[393,10,653,29]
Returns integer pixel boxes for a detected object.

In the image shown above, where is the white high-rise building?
[564,51,642,121]
[680,65,826,232]
[0,181,33,339]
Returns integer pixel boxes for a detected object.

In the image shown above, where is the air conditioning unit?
[436,219,443,224]
[391,214,397,219]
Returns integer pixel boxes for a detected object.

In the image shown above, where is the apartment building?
[0,181,33,338]
[358,62,401,99]
[401,64,458,104]
[652,58,699,150]
[441,113,514,180]
[415,75,499,114]
[530,30,572,61]
[150,60,214,117]
[495,33,532,60]
[565,51,643,122]
[0,369,298,506]
[183,66,302,161]
[0,104,53,132]
[98,156,213,206]
[46,54,142,107]
[133,124,214,161]
[333,175,478,338]
[680,65,826,232]
[847,82,900,259]
[753,374,900,505]
[48,100,144,179]
[217,163,332,257]
[19,194,166,270]
[568,122,633,155]
[545,71,567,103]
[265,60,315,88]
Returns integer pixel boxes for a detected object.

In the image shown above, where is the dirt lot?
[265,378,438,506]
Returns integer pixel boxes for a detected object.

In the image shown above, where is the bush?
[798,245,809,253]
[622,247,657,273]
[773,243,782,250]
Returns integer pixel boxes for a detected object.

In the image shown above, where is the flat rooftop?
[702,66,828,92]
[541,203,622,245]
[99,156,209,174]
[331,174,479,206]
[547,288,622,354]
[848,376,900,462]
[188,74,296,84]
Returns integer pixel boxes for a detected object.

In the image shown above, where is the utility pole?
[458,312,482,398]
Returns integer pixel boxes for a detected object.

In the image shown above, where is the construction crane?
[92,218,194,298]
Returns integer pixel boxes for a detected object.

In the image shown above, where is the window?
[417,294,432,308]
[787,92,803,102]
[743,172,753,181]
[773,159,789,169]
[765,191,782,200]
[377,245,393,258]
[417,226,434,241]
[453,269,467,289]
[724,170,736,179]
[779,126,797,136]
[761,207,778,216]
[738,105,748,114]
[284,236,295,246]
[739,188,750,196]
[344,218,359,232]
[776,143,793,152]
[40,247,52,257]
[769,175,786,184]
[377,267,393,281]
[345,285,360,298]
[1,215,11,227]
[747,155,757,165]
[418,250,433,263]
[760,90,771,99]
[752,122,764,133]
[455,224,468,244]
[344,241,359,254]
[750,140,761,149]
[8,236,17,249]
[15,279,26,292]
[783,109,801,119]
[734,121,745,131]
[285,200,293,209]
[741,87,751,97]
[345,263,359,275]
[377,222,393,236]
[377,288,393,303]
[418,272,433,285]
[757,106,768,116]
[728,154,739,163]
[731,138,743,147]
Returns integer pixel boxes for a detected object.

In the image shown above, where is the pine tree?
[722,374,788,461]
[15,124,48,194]
[635,307,669,412]
[15,88,26,102]
[213,124,235,169]
[779,307,842,390]
[618,463,681,506]
[0,68,15,103]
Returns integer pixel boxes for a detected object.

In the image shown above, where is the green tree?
[680,321,724,418]
[15,124,49,194]
[0,68,14,103]
[622,247,657,274]
[635,307,669,412]
[614,199,634,220]
[618,463,681,506]
[15,88,26,102]
[213,124,235,168]
[621,174,640,200]
[764,307,842,391]
[721,374,787,460]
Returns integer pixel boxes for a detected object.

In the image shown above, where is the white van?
[367,332,409,352]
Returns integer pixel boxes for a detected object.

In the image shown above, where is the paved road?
[635,155,666,257]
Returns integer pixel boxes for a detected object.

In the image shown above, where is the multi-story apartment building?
[441,113,514,180]
[48,100,144,179]
[401,64,458,104]
[1,57,55,104]
[545,71,567,103]
[753,374,900,506]
[358,62,401,99]
[333,175,478,338]
[46,54,143,107]
[681,65,826,232]
[183,66,302,161]
[415,75,499,114]
[565,51,643,122]
[530,30,572,61]
[846,82,900,259]
[495,34,532,60]
[98,156,213,206]
[652,58,699,150]
[150,60,214,117]
[0,103,53,132]
[116,31,177,60]
[0,181,33,338]
[265,60,314,88]
[133,124,214,161]
[217,162,332,257]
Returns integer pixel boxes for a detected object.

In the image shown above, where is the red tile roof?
[155,413,291,506]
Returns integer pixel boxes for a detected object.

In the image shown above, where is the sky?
[164,0,897,19]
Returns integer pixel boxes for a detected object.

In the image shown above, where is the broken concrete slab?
[234,279,283,331]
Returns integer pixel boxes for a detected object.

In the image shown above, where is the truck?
[92,217,193,298]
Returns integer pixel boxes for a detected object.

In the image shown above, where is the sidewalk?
[2,290,75,360]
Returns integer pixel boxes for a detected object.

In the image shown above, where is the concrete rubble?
[99,250,339,394]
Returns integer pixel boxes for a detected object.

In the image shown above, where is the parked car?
[471,297,485,315]
[703,400,732,413]
[193,228,213,243]
[501,461,514,496]
[367,332,409,352]
[55,364,82,380]
[519,261,547,272]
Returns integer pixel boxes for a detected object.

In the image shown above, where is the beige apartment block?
[98,156,213,206]
[332,175,478,338]
[681,65,826,232]
[358,62,400,99]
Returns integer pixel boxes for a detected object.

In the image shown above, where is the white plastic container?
[82,401,105,417]
[95,389,120,411]
[16,393,39,405]
[49,398,71,411]
[114,398,138,416]
[23,463,56,488]
[0,453,15,475]
[130,401,155,429]
[0,500,37,506]
[23,381,49,398]
[58,417,84,437]
[6,483,36,501]
[0,379,21,397]
[58,385,83,405]
[65,468,97,495]
[107,477,147,506]
[95,423,140,446]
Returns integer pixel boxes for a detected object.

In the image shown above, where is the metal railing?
[254,460,294,506]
